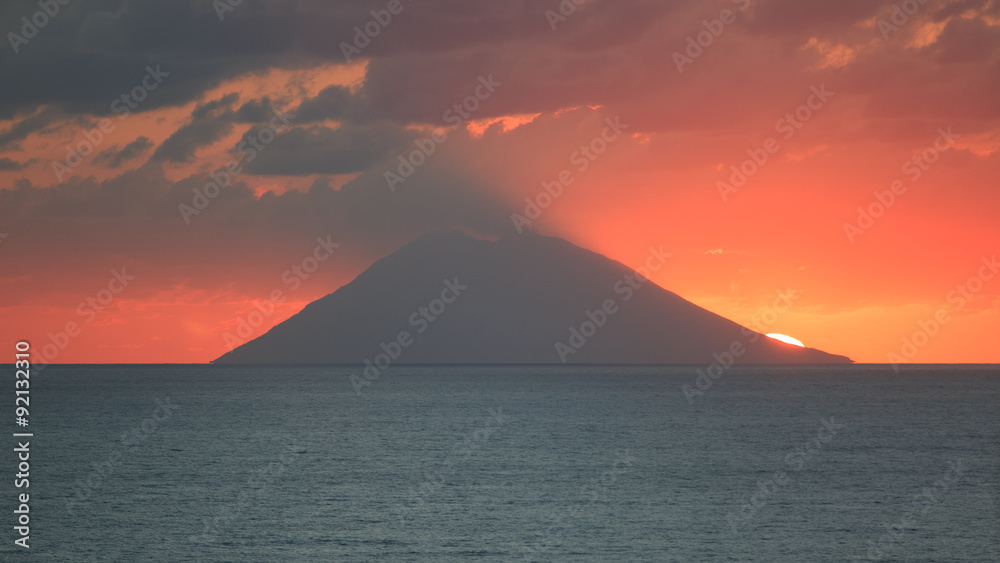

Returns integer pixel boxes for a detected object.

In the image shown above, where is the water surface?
[2,364,997,562]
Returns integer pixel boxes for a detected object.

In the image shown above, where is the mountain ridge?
[214,230,852,365]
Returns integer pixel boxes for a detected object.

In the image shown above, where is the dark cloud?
[0,157,36,171]
[0,0,680,119]
[2,0,997,140]
[0,108,63,149]
[241,122,417,176]
[151,94,240,163]
[93,136,154,168]
[235,97,276,123]
[0,1,273,117]
[293,86,373,124]
[193,93,239,118]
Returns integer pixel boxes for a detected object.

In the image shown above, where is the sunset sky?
[1,0,998,365]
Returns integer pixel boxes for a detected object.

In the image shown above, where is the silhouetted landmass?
[214,231,852,365]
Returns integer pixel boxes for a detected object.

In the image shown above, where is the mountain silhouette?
[214,231,852,365]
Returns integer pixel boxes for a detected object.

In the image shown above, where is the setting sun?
[766,333,805,347]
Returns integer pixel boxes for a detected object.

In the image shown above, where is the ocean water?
[1,365,997,562]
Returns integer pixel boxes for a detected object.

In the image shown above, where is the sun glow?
[766,333,805,347]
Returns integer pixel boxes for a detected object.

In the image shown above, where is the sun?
[766,333,805,347]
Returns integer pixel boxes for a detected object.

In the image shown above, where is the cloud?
[0,108,63,149]
[151,93,240,163]
[241,122,417,176]
[0,2,259,118]
[0,157,36,171]
[0,0,678,119]
[922,16,1000,64]
[234,97,277,123]
[93,137,154,169]
[1,0,996,139]
[293,86,373,124]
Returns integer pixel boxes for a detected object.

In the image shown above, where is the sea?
[1,364,997,562]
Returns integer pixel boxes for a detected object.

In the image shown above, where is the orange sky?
[1,1,998,365]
